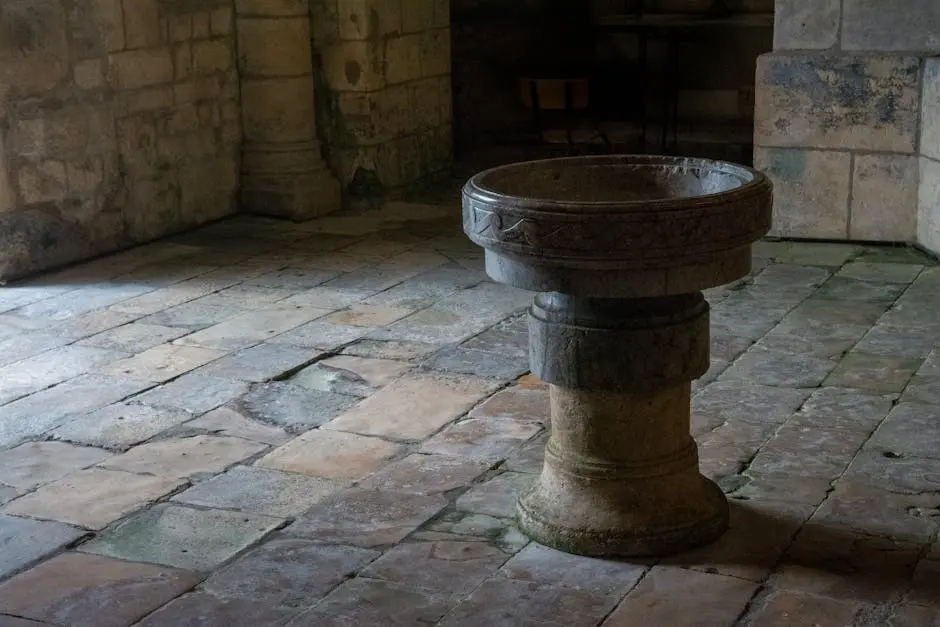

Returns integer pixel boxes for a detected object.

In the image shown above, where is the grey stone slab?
[844,450,940,494]
[131,374,249,414]
[423,346,530,380]
[455,472,535,518]
[836,262,923,284]
[285,579,457,627]
[12,285,153,321]
[363,263,484,309]
[0,375,152,448]
[692,381,811,430]
[361,540,509,595]
[77,323,190,353]
[719,347,836,388]
[438,576,626,627]
[195,343,320,382]
[867,403,940,460]
[0,333,72,368]
[824,352,920,393]
[813,277,908,303]
[172,466,344,518]
[0,442,111,490]
[359,454,491,495]
[141,300,246,330]
[460,314,529,358]
[854,324,940,359]
[183,407,291,445]
[52,403,193,450]
[755,53,920,153]
[245,267,340,290]
[756,319,869,359]
[341,339,440,361]
[842,0,940,52]
[748,424,869,480]
[0,345,129,406]
[773,0,840,49]
[284,489,448,547]
[232,381,359,433]
[901,376,940,405]
[0,552,201,627]
[787,298,890,326]
[134,593,295,627]
[788,387,894,432]
[80,503,283,572]
[203,538,379,607]
[268,319,372,350]
[0,515,85,580]
[498,542,646,592]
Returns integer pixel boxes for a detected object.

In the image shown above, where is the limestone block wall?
[0,0,241,280]
[754,0,940,252]
[311,0,453,195]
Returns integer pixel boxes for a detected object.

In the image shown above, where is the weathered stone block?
[236,16,310,76]
[235,0,309,17]
[210,7,232,35]
[850,153,917,242]
[755,53,920,153]
[402,0,434,33]
[109,49,174,89]
[192,39,232,74]
[842,0,940,52]
[240,77,317,142]
[772,0,840,50]
[17,161,68,204]
[385,35,422,84]
[74,59,104,89]
[754,147,850,239]
[420,28,451,77]
[123,0,162,49]
[321,40,386,91]
[919,157,940,256]
[921,59,940,162]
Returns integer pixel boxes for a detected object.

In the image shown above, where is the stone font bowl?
[463,155,772,297]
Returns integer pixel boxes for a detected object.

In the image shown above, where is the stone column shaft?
[517,292,728,557]
[235,1,340,220]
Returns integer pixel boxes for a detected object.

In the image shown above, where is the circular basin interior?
[470,156,758,205]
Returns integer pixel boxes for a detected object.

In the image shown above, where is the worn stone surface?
[0,514,84,581]
[203,538,379,607]
[5,468,183,530]
[232,381,360,433]
[421,417,542,462]
[285,489,447,547]
[172,466,344,517]
[754,147,851,239]
[100,435,266,480]
[0,205,937,624]
[0,553,200,627]
[359,453,491,495]
[257,429,403,479]
[287,579,457,626]
[135,593,296,627]
[0,442,110,489]
[755,54,920,153]
[183,407,291,445]
[52,404,192,450]
[362,540,508,594]
[323,373,499,440]
[80,503,283,572]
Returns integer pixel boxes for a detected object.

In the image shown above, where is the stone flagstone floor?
[0,198,938,626]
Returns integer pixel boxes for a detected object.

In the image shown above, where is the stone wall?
[311,0,453,196]
[0,0,241,280]
[754,0,940,253]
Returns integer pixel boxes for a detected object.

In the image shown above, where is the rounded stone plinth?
[462,155,772,558]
